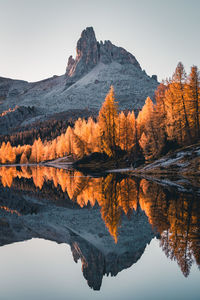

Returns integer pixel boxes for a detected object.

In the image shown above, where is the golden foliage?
[98,86,119,157]
[0,63,200,167]
[0,165,199,276]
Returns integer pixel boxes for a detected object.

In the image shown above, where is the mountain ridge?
[65,27,141,81]
[0,27,158,133]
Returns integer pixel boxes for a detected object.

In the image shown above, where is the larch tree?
[65,126,74,155]
[118,111,135,152]
[29,138,44,163]
[137,97,159,158]
[171,62,192,143]
[153,83,168,153]
[154,83,168,132]
[186,66,200,139]
[86,117,101,153]
[165,83,181,143]
[127,111,136,150]
[5,142,16,164]
[14,145,24,158]
[139,132,149,158]
[72,131,86,158]
[73,118,88,157]
[137,97,154,140]
[0,142,6,164]
[49,139,57,160]
[118,111,128,151]
[29,140,38,163]
[56,134,66,158]
[155,83,167,117]
[20,152,28,164]
[98,86,119,157]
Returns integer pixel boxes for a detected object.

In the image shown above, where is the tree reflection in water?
[0,166,199,278]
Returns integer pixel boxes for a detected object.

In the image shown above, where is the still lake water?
[0,166,199,300]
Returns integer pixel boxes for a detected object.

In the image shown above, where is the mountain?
[0,27,158,130]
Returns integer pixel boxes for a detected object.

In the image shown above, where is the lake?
[0,166,199,299]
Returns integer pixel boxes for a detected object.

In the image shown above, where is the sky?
[0,0,199,82]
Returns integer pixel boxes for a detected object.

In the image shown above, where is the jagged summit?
[66,27,141,80]
[0,26,158,131]
[66,27,99,79]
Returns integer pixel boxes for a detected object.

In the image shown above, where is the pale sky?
[0,0,199,82]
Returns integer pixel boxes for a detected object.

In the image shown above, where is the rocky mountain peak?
[66,27,141,79]
[0,27,158,125]
[78,26,97,51]
[66,27,98,79]
[98,40,141,68]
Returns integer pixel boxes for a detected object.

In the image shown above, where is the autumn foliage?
[0,63,199,165]
[0,165,199,277]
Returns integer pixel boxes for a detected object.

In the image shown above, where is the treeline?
[0,119,72,146]
[0,62,199,165]
[0,108,97,146]
[138,63,200,158]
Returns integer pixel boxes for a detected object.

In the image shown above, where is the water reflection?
[0,166,199,289]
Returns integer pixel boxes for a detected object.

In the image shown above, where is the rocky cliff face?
[66,27,99,79]
[99,39,141,67]
[0,27,158,129]
[66,27,141,80]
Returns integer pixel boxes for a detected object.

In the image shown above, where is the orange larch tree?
[98,86,119,157]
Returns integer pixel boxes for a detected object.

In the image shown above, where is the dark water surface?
[0,166,199,299]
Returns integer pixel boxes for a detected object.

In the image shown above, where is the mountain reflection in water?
[0,166,199,290]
